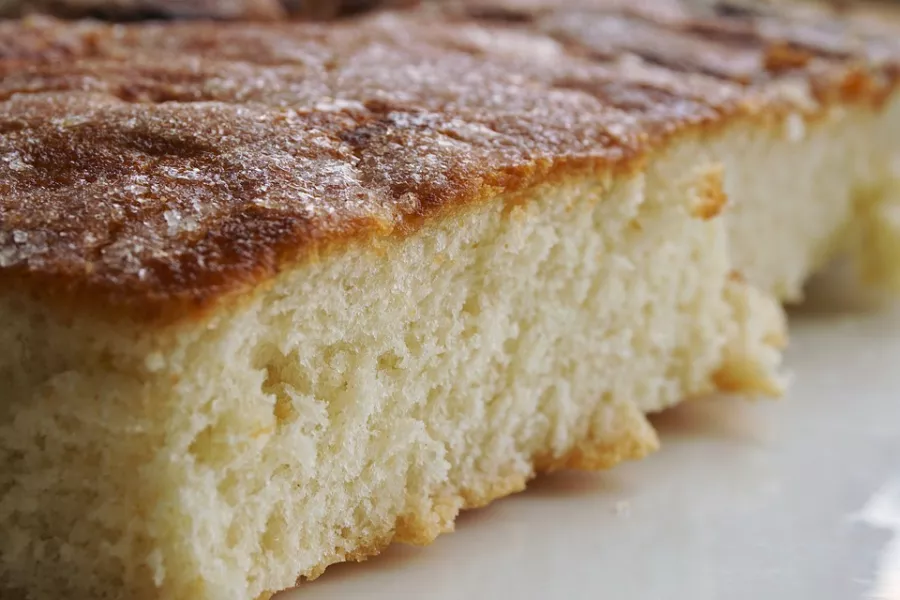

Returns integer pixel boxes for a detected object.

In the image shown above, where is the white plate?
[284,273,900,600]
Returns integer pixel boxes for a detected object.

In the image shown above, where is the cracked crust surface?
[1,0,899,323]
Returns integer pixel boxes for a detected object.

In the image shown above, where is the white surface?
[284,278,900,600]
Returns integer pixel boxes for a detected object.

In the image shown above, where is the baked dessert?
[2,1,900,598]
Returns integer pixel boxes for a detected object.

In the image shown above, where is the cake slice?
[2,1,900,599]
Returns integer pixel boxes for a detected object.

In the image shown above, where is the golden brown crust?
[533,402,660,472]
[689,163,728,220]
[1,0,899,324]
[712,357,783,395]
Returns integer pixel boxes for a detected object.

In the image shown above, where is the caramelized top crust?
[1,0,899,323]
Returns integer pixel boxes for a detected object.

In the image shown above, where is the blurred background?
[0,0,418,20]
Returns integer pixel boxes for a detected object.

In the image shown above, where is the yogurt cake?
[2,1,900,598]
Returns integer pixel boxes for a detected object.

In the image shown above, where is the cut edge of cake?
[4,3,900,600]
[4,94,900,599]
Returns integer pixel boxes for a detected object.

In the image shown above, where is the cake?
[2,1,900,598]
